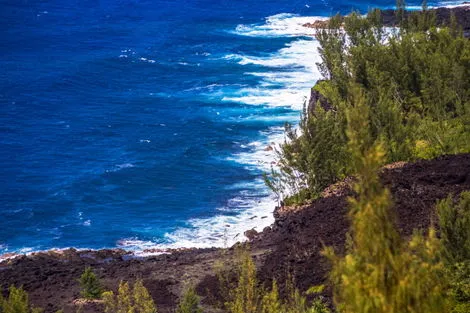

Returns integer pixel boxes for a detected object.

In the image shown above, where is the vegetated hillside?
[251,154,470,298]
[1,154,469,313]
[2,4,470,312]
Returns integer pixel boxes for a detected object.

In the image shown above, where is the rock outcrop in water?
[303,4,470,37]
[1,153,469,313]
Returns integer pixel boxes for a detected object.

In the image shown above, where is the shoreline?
[1,153,469,313]
[3,1,470,262]
[303,2,470,37]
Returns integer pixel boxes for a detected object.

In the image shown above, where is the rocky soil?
[1,153,469,313]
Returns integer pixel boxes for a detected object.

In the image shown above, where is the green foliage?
[437,192,470,311]
[324,87,449,313]
[266,4,470,204]
[176,285,203,313]
[225,249,259,313]
[308,299,330,313]
[260,281,282,313]
[0,286,43,313]
[448,261,470,312]
[438,192,470,263]
[103,279,157,313]
[219,248,330,313]
[266,101,350,205]
[1,286,29,313]
[133,280,156,313]
[78,267,103,300]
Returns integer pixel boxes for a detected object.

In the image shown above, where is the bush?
[225,249,259,313]
[260,281,282,313]
[438,192,470,263]
[0,286,44,313]
[218,248,330,313]
[437,192,470,311]
[103,279,157,313]
[176,285,203,313]
[78,267,103,300]
[324,86,449,313]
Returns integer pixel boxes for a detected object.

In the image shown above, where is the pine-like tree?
[260,281,282,313]
[225,249,259,313]
[103,280,157,313]
[438,192,470,312]
[78,267,102,300]
[176,285,203,313]
[133,280,157,313]
[324,86,449,313]
[0,286,44,313]
[2,286,29,313]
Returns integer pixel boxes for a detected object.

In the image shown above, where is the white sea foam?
[117,163,135,169]
[437,1,470,8]
[117,238,159,251]
[222,129,286,203]
[18,247,35,254]
[232,13,328,37]
[116,13,323,255]
[125,189,278,254]
[222,30,322,109]
[162,195,276,249]
[379,1,469,10]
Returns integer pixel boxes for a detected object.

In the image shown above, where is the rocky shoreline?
[303,3,470,37]
[2,5,470,312]
[2,153,469,312]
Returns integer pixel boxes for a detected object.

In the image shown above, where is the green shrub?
[324,86,449,313]
[265,104,350,205]
[0,286,44,313]
[260,281,282,313]
[78,267,103,300]
[176,285,203,313]
[103,279,157,313]
[1,286,29,313]
[219,248,330,313]
[225,249,259,313]
[438,192,470,263]
[437,192,470,311]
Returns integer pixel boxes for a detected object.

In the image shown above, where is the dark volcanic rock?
[303,20,329,29]
[307,80,332,114]
[244,229,259,241]
[303,4,470,37]
[381,5,470,37]
[1,154,469,312]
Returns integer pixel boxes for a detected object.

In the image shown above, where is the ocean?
[0,0,460,255]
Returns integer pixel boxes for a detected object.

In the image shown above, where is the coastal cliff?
[1,154,469,312]
[2,4,470,313]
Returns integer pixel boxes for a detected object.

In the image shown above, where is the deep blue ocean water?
[0,0,459,254]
